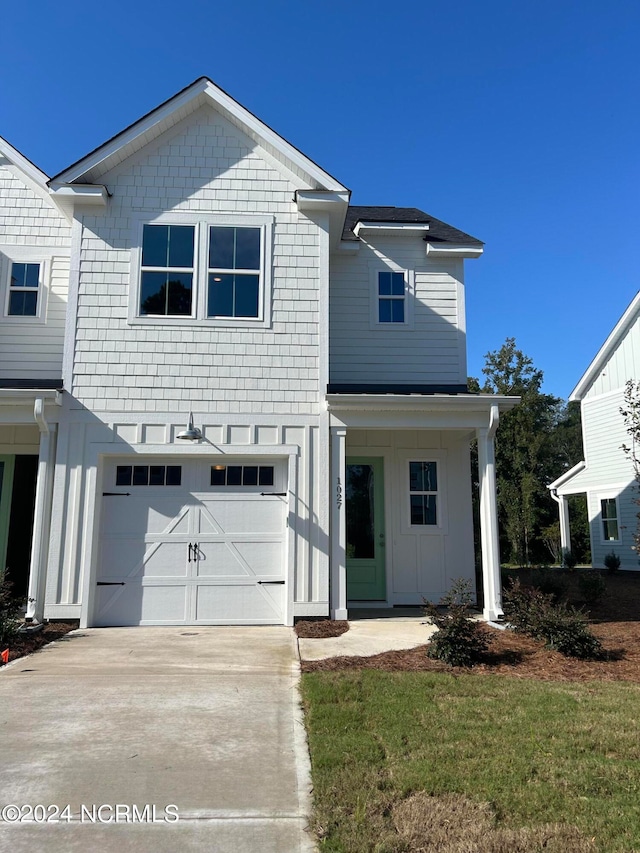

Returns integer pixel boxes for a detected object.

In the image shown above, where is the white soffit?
[426,243,483,258]
[353,221,430,238]
[50,77,349,194]
[570,290,640,401]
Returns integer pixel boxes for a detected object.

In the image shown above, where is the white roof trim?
[353,222,430,237]
[570,291,640,401]
[0,135,49,189]
[51,77,348,193]
[426,243,483,258]
[326,393,519,413]
[548,460,586,491]
[0,389,62,405]
[48,184,109,206]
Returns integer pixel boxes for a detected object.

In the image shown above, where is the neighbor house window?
[601,498,619,541]
[208,226,261,318]
[8,262,40,316]
[409,461,438,525]
[139,224,194,316]
[378,271,405,323]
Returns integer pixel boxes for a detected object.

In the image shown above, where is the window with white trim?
[8,262,41,317]
[378,270,405,323]
[601,497,619,542]
[409,461,438,525]
[133,217,271,325]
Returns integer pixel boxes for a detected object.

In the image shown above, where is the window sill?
[127,316,271,329]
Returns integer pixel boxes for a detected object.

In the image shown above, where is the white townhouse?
[0,78,518,628]
[549,292,640,570]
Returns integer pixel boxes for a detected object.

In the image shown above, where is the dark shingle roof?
[342,206,482,245]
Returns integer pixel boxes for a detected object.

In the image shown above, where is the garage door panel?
[102,499,190,537]
[95,584,189,626]
[196,543,252,577]
[100,540,188,580]
[195,584,283,623]
[199,499,284,535]
[233,542,283,577]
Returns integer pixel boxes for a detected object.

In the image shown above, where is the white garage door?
[94,457,287,626]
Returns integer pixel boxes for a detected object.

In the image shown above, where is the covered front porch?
[327,393,519,621]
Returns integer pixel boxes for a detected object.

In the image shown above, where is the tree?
[478,339,564,565]
[620,379,640,554]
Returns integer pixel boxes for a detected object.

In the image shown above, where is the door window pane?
[346,464,375,558]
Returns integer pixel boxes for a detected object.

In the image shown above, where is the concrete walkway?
[298,613,436,661]
[0,627,315,852]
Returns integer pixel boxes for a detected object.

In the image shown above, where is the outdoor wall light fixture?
[176,412,202,441]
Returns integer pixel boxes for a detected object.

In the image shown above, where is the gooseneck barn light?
[176,412,202,441]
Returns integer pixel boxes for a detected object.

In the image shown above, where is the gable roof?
[50,77,349,194]
[0,135,50,192]
[342,206,483,245]
[571,291,640,401]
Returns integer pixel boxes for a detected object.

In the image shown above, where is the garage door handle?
[97,581,126,586]
[257,580,285,585]
[260,492,287,497]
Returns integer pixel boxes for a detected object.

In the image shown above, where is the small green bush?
[562,549,578,570]
[424,579,489,667]
[503,579,603,659]
[604,551,621,573]
[0,574,21,649]
[578,571,607,605]
[530,567,567,602]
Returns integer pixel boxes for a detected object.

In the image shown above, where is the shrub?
[424,579,489,667]
[578,571,607,605]
[0,574,22,649]
[530,567,567,602]
[503,579,603,659]
[562,549,578,570]
[604,551,621,573]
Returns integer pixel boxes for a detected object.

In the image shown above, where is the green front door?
[0,456,15,576]
[346,457,386,600]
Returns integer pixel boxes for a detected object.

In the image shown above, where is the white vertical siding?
[583,313,640,400]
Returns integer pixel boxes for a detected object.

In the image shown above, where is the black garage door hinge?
[260,492,287,497]
[257,580,285,585]
[97,581,126,586]
[102,492,131,496]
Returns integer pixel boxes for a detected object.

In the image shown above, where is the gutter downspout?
[25,398,57,623]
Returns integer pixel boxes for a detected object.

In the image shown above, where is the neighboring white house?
[1,78,518,628]
[549,292,640,570]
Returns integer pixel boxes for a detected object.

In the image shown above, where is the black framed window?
[139,224,194,316]
[116,465,182,486]
[8,262,40,316]
[210,464,274,487]
[208,226,261,318]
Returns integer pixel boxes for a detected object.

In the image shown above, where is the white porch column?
[25,401,57,623]
[551,491,571,553]
[477,404,503,621]
[330,426,348,620]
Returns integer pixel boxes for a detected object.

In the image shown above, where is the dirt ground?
[1,622,77,665]
[301,571,640,682]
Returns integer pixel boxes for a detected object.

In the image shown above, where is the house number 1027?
[336,477,342,509]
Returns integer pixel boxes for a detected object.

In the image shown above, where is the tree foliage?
[620,379,640,555]
[471,338,589,566]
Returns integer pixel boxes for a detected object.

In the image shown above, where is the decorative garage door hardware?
[257,580,285,585]
[97,581,126,586]
[102,492,131,496]
[260,492,287,497]
[187,543,200,563]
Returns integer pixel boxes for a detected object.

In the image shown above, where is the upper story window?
[8,262,40,317]
[140,225,194,316]
[131,216,272,327]
[208,226,261,318]
[378,271,405,323]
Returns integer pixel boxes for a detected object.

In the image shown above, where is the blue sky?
[2,0,638,400]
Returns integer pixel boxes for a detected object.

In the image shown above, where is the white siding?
[581,391,634,484]
[70,105,320,415]
[588,488,638,570]
[583,313,640,400]
[330,238,465,386]
[0,161,71,381]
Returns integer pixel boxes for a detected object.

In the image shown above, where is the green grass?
[301,670,640,852]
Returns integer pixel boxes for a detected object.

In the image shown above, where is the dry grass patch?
[393,792,595,853]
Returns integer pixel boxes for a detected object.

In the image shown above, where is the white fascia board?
[51,77,348,194]
[49,184,109,205]
[0,135,50,189]
[353,222,430,238]
[326,393,520,414]
[296,190,350,247]
[548,460,587,492]
[570,290,640,401]
[0,389,62,406]
[426,243,483,258]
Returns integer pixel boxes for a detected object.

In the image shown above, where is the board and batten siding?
[0,161,71,380]
[71,105,321,415]
[582,312,640,401]
[329,238,466,386]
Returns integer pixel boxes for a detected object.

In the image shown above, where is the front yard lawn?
[301,669,640,852]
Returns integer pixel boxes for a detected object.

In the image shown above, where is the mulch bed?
[295,619,349,638]
[302,571,640,683]
[1,622,77,665]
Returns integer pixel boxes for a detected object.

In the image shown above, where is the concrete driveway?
[0,627,315,852]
